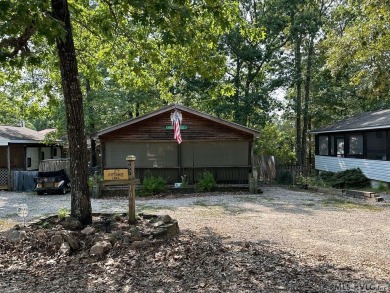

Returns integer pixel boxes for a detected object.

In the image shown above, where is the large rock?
[51,234,63,245]
[90,241,112,256]
[62,232,79,250]
[62,216,82,230]
[159,215,172,224]
[6,230,27,242]
[81,226,95,235]
[152,221,180,238]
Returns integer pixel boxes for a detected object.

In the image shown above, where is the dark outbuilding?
[94,104,260,184]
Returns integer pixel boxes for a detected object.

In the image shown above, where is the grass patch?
[136,204,175,213]
[322,197,382,211]
[235,196,260,203]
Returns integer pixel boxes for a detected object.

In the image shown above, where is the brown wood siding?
[10,145,25,168]
[100,111,253,142]
[0,146,7,168]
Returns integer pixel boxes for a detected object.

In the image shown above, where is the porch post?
[7,145,11,190]
[178,143,181,182]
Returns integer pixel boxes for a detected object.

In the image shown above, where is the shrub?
[58,207,69,220]
[278,170,293,184]
[196,171,216,192]
[343,168,370,188]
[142,176,166,195]
[318,168,370,189]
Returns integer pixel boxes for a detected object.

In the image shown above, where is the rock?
[152,220,165,227]
[35,229,47,240]
[81,226,95,235]
[90,243,105,256]
[90,240,112,256]
[62,216,82,230]
[159,215,172,224]
[60,242,71,255]
[130,235,143,242]
[51,234,63,245]
[46,259,57,265]
[152,221,180,238]
[62,232,79,250]
[6,230,27,242]
[130,240,145,250]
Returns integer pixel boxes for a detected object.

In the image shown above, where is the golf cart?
[34,169,70,195]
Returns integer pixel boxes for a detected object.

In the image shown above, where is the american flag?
[171,110,182,144]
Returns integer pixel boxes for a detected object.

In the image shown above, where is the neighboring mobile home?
[312,109,390,184]
[94,104,260,184]
[0,126,63,190]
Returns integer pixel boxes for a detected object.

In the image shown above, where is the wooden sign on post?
[103,169,129,181]
[126,155,137,224]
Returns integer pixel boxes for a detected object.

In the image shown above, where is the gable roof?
[311,109,390,134]
[94,104,260,138]
[0,126,46,141]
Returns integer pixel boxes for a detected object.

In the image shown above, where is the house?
[94,104,260,184]
[0,126,63,190]
[311,109,390,184]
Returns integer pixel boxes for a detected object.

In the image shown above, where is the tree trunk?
[295,32,303,167]
[302,34,315,171]
[51,0,92,224]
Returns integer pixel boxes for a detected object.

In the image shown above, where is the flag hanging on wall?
[170,110,182,144]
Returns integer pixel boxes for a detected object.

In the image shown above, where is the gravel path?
[1,187,389,282]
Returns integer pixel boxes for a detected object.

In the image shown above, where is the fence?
[253,155,314,185]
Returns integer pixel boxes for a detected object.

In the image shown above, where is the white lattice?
[0,168,8,186]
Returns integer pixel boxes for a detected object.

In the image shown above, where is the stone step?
[343,189,376,199]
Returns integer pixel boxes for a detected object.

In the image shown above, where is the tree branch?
[0,23,37,58]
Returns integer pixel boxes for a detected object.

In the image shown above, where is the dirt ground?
[1,186,389,292]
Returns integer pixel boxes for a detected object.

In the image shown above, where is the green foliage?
[57,207,69,220]
[180,175,189,188]
[196,171,216,192]
[142,176,167,196]
[324,0,390,101]
[255,122,296,164]
[318,168,370,189]
[277,170,293,185]
[373,182,389,193]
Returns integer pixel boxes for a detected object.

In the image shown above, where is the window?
[336,138,344,157]
[318,135,329,155]
[53,148,57,157]
[348,134,363,158]
[367,131,386,160]
[27,158,32,168]
[41,152,45,160]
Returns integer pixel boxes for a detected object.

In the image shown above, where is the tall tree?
[51,0,92,223]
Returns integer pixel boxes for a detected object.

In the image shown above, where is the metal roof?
[311,109,390,134]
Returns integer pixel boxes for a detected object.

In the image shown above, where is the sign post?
[126,155,136,224]
[17,204,28,226]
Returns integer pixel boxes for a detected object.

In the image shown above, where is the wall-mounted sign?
[165,125,188,130]
[104,169,129,181]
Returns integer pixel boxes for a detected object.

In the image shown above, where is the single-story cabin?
[312,109,390,184]
[94,104,260,184]
[0,126,63,190]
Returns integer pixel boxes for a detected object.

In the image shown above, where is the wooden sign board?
[103,169,128,181]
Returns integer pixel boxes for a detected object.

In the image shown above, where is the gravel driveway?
[1,187,389,282]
